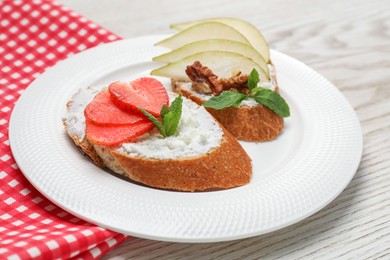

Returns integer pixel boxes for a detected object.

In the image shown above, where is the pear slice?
[155,22,250,50]
[151,51,268,82]
[153,39,269,78]
[171,18,270,63]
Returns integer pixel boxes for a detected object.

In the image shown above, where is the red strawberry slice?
[108,77,169,116]
[86,120,154,146]
[84,90,147,126]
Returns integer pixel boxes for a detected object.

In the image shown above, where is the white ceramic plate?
[9,35,362,242]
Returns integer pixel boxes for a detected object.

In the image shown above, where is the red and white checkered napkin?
[0,0,128,259]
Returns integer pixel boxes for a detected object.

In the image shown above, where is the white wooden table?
[59,0,390,258]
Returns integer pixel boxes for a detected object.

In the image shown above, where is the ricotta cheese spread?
[63,86,100,141]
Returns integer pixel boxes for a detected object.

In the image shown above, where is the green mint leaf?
[247,68,260,91]
[140,95,183,137]
[250,87,262,94]
[163,112,178,137]
[168,94,183,117]
[138,107,166,136]
[162,94,182,136]
[160,104,169,118]
[253,88,290,117]
[203,91,247,110]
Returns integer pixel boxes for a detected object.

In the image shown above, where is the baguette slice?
[172,64,284,142]
[111,127,251,191]
[63,87,252,191]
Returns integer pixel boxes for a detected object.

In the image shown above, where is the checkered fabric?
[0,0,128,259]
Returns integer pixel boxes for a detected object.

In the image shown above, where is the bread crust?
[172,79,284,142]
[206,106,284,142]
[111,127,251,191]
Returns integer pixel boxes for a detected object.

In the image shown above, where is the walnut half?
[185,61,249,96]
[185,61,222,95]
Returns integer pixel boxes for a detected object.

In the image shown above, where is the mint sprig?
[139,94,183,137]
[202,69,290,118]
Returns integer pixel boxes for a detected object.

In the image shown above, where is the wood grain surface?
[59,0,390,258]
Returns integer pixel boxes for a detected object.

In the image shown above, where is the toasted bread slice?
[63,87,252,191]
[172,64,284,142]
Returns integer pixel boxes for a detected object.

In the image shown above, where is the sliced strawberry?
[84,90,147,126]
[86,121,154,146]
[108,77,169,116]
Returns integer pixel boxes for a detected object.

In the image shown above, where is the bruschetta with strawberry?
[63,77,252,191]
